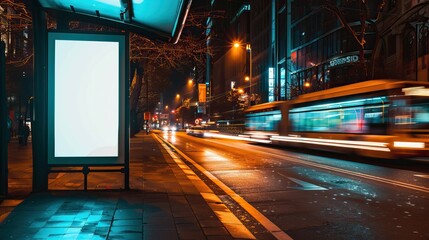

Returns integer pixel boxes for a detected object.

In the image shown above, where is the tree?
[127,9,211,135]
[1,0,33,121]
[226,88,247,120]
[176,98,193,127]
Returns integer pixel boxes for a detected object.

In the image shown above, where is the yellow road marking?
[153,134,257,239]
[155,134,293,240]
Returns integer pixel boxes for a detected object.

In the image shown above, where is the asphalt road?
[157,130,429,240]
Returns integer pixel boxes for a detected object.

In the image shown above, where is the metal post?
[32,1,49,192]
[416,23,420,81]
[124,33,130,190]
[0,41,7,198]
[83,166,89,191]
[246,43,253,105]
[286,0,292,100]
[249,45,253,96]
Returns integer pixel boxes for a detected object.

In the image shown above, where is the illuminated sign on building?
[198,83,207,102]
[268,67,275,102]
[329,55,358,67]
[280,68,285,99]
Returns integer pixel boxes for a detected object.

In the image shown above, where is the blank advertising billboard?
[47,32,126,165]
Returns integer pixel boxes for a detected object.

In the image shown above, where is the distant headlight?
[171,126,177,131]
[162,126,169,131]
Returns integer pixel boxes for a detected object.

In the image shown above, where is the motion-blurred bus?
[244,80,429,159]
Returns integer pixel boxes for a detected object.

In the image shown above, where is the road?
[156,130,429,240]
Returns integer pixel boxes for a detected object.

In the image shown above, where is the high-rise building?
[210,0,428,111]
[209,0,250,120]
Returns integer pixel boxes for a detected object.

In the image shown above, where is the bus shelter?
[0,0,192,196]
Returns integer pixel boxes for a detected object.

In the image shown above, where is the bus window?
[245,110,281,132]
[289,96,388,134]
[393,99,429,129]
[363,105,388,135]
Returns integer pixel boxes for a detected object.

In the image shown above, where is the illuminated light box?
[48,32,126,165]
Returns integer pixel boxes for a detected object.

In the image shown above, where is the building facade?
[209,0,429,116]
[373,0,429,82]
[287,0,384,99]
[209,0,250,120]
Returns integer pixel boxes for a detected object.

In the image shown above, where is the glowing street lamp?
[304,82,311,88]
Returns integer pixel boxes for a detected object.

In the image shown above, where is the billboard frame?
[46,31,129,189]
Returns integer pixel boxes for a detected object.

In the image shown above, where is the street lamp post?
[246,43,252,97]
[234,41,253,105]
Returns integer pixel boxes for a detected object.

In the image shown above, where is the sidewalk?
[0,132,247,239]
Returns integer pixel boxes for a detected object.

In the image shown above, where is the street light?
[304,82,311,88]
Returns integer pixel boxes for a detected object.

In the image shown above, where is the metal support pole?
[0,41,8,198]
[286,0,292,100]
[416,23,420,81]
[250,48,252,97]
[124,33,130,190]
[83,166,89,191]
[246,43,253,105]
[32,1,49,192]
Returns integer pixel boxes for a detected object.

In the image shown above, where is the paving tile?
[207,236,234,240]
[176,222,206,239]
[110,225,143,233]
[114,209,143,220]
[34,227,70,238]
[143,229,178,240]
[203,226,230,236]
[44,220,73,228]
[174,216,199,224]
[108,233,142,240]
[198,218,224,228]
[111,219,142,226]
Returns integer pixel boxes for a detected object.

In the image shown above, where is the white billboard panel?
[48,32,126,165]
